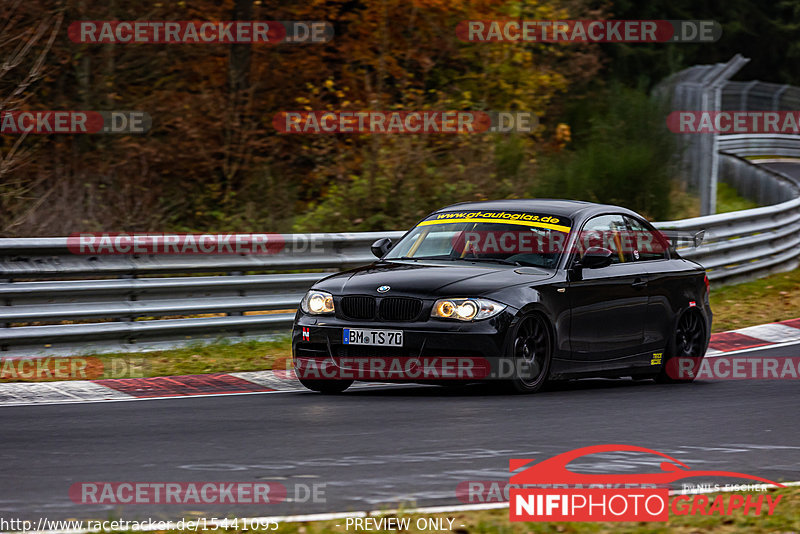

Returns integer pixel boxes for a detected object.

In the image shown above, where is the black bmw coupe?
[292,199,712,393]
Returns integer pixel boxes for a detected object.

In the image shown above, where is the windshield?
[385,210,572,270]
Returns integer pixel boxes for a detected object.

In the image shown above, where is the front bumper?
[291,310,517,382]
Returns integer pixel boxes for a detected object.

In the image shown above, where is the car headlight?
[301,290,335,315]
[431,298,506,321]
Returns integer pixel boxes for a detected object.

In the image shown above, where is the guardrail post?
[773,84,790,111]
[1,279,9,330]
[230,271,245,312]
[704,85,720,215]
[739,80,758,110]
[0,280,7,349]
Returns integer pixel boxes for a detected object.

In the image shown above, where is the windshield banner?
[420,211,572,233]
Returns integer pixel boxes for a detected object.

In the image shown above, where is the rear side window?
[625,216,669,261]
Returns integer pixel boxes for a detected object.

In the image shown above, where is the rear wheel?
[298,378,353,394]
[501,313,552,393]
[657,310,706,383]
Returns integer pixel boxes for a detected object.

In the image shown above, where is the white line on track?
[731,323,800,343]
[0,383,414,407]
[705,339,800,357]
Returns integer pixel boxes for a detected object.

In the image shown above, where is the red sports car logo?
[510,444,785,487]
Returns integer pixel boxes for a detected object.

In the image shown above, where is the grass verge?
[98,487,798,534]
[0,337,292,382]
[715,182,760,214]
[668,181,758,220]
[709,267,800,332]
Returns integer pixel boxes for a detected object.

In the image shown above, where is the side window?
[625,216,668,261]
[575,214,631,264]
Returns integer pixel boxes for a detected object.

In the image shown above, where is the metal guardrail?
[660,198,800,283]
[676,148,800,284]
[718,134,800,159]
[718,149,800,205]
[0,233,403,355]
[0,232,402,277]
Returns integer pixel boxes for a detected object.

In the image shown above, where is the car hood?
[313,260,554,298]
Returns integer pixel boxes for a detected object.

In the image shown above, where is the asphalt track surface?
[2,342,799,522]
[760,161,800,181]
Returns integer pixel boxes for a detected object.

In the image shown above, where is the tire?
[298,378,353,394]
[499,313,553,393]
[656,310,706,384]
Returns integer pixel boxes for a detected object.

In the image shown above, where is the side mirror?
[371,237,393,258]
[579,246,614,269]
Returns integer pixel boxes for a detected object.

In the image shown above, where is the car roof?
[435,199,640,220]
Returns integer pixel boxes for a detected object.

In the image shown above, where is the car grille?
[340,296,376,320]
[379,297,423,321]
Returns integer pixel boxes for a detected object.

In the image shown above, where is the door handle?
[631,278,647,289]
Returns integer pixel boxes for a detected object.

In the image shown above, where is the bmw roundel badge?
[377,285,390,293]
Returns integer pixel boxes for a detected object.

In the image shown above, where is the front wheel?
[657,310,706,383]
[499,313,553,393]
[298,378,353,394]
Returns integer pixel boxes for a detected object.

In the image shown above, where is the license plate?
[343,328,403,346]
